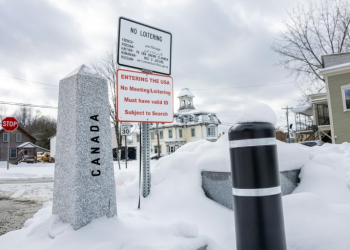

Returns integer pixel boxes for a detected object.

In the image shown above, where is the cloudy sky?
[0,0,307,131]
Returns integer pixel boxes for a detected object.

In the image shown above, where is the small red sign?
[2,117,18,132]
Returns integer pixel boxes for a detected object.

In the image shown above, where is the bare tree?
[272,0,350,104]
[12,107,56,149]
[91,44,122,166]
[13,107,34,128]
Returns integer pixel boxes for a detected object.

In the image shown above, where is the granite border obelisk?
[53,65,117,230]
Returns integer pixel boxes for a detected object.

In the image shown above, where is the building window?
[207,127,215,137]
[137,134,140,142]
[179,129,183,138]
[159,130,163,139]
[3,133,9,142]
[342,86,350,111]
[191,128,195,137]
[16,133,22,142]
[10,149,17,158]
[151,131,155,140]
[170,146,175,153]
[168,129,173,138]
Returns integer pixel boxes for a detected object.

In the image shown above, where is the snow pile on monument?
[1,103,350,250]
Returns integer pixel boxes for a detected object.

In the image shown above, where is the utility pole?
[282,106,293,143]
[156,123,160,158]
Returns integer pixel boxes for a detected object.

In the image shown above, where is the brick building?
[0,126,37,161]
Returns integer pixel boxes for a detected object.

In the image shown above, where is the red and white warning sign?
[116,69,173,123]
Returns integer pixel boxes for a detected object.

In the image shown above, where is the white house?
[49,135,56,157]
[149,88,221,155]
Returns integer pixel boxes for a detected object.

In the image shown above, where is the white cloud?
[0,0,307,126]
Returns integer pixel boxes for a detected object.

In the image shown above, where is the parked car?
[37,152,55,163]
[299,140,321,147]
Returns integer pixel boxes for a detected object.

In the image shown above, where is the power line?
[0,74,58,87]
[0,52,71,71]
[0,101,58,109]
[175,81,296,91]
[0,58,54,73]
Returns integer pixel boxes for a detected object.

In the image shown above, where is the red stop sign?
[2,117,18,132]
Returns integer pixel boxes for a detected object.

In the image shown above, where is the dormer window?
[188,100,191,106]
[182,100,185,106]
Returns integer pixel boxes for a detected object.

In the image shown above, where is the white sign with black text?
[117,17,172,75]
[116,69,174,123]
[121,123,132,136]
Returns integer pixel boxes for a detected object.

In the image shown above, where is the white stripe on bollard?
[229,138,276,148]
[232,186,281,197]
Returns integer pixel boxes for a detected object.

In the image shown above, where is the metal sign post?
[121,123,132,169]
[125,135,128,169]
[7,133,10,170]
[2,117,18,170]
[141,123,151,197]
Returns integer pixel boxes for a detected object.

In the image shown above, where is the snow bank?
[0,202,215,250]
[0,161,54,179]
[2,118,350,249]
[276,141,310,171]
[236,102,277,125]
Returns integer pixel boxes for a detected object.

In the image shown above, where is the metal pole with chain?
[141,122,151,197]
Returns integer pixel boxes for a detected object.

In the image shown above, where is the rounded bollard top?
[228,122,276,141]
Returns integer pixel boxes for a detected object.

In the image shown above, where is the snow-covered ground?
[1,103,350,249]
[0,160,146,204]
[0,161,55,179]
[1,137,350,249]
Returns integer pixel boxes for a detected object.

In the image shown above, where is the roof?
[291,105,313,116]
[175,109,216,115]
[48,134,56,139]
[177,88,194,98]
[319,61,350,77]
[0,126,37,142]
[17,142,49,151]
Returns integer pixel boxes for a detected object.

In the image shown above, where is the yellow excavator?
[37,152,55,163]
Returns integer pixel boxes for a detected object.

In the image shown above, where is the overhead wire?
[0,52,71,71]
[0,74,58,87]
[0,101,58,109]
[174,81,296,91]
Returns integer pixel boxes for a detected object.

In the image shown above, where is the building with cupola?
[149,88,221,155]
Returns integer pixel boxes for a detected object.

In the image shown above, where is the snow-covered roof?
[17,142,36,148]
[164,139,186,143]
[17,142,49,151]
[291,105,313,116]
[319,61,350,77]
[175,109,216,115]
[177,88,194,98]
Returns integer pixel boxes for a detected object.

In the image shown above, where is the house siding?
[328,72,350,144]
[0,129,36,161]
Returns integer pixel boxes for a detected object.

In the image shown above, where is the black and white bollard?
[229,122,287,250]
